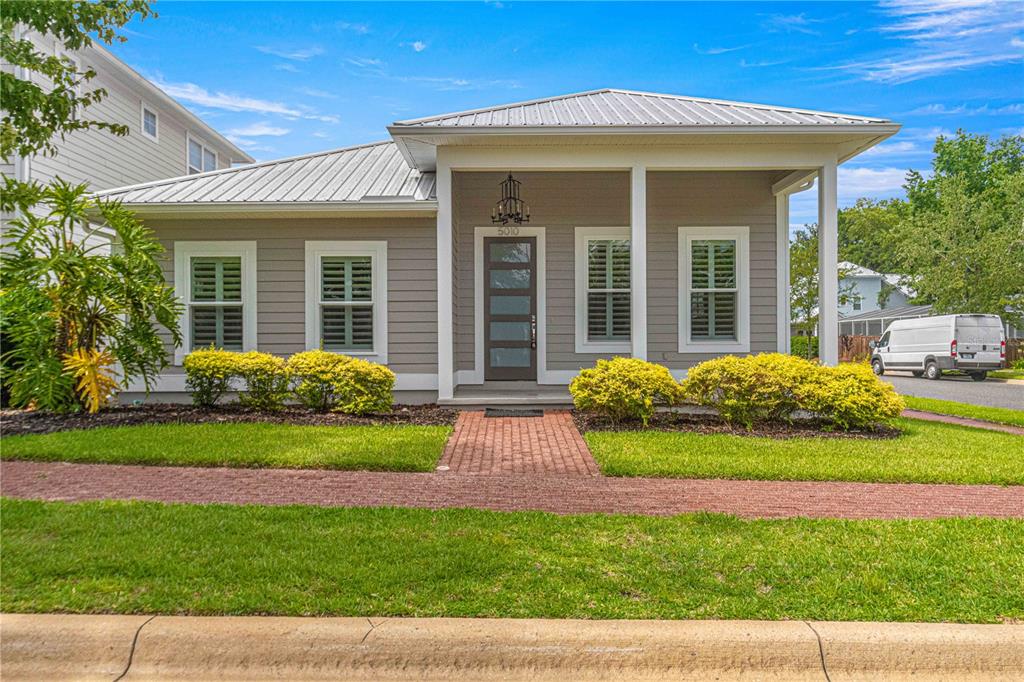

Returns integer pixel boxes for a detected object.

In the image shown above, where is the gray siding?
[147,218,438,375]
[647,171,779,368]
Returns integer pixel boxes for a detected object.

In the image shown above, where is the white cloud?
[347,57,383,68]
[693,43,749,55]
[906,102,1024,116]
[857,140,923,157]
[832,0,1024,83]
[403,41,428,52]
[297,87,337,99]
[336,21,370,34]
[154,79,340,124]
[226,137,276,154]
[226,123,290,137]
[788,166,927,229]
[739,58,789,68]
[256,46,325,61]
[305,113,341,124]
[274,63,300,73]
[760,13,824,35]
[312,131,330,139]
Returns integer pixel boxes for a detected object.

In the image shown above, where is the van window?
[878,331,890,347]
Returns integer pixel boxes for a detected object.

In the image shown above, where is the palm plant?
[1,180,181,411]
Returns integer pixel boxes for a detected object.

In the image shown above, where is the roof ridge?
[606,89,890,122]
[392,89,615,125]
[94,140,399,197]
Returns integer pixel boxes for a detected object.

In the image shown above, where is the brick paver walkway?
[4,460,1022,520]
[438,410,599,476]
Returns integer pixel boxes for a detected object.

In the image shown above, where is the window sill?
[574,340,632,355]
[678,340,750,354]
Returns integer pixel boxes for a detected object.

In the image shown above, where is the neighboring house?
[1,30,253,194]
[840,304,1023,339]
[838,261,912,318]
[93,89,900,404]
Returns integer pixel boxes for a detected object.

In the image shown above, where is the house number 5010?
[498,226,519,236]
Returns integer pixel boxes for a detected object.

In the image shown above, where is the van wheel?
[925,361,941,380]
[871,358,884,376]
[911,370,924,377]
[970,371,987,382]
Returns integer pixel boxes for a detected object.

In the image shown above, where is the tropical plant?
[1,181,181,411]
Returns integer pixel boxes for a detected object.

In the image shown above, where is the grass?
[902,396,1024,428]
[2,498,1021,623]
[586,418,1023,485]
[0,423,452,472]
[990,369,1024,380]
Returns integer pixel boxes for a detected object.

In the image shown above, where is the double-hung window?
[575,227,631,353]
[678,226,750,353]
[304,241,388,362]
[187,134,217,174]
[173,242,257,364]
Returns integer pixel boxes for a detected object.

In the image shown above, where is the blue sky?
[109,1,1023,228]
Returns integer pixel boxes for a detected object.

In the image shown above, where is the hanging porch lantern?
[491,173,530,225]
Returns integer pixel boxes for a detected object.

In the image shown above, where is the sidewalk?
[4,460,1023,519]
[2,613,1021,681]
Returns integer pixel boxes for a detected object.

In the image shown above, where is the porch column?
[817,161,839,365]
[630,164,647,359]
[436,160,454,400]
[776,193,791,353]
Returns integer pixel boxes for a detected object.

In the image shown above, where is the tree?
[790,223,856,357]
[1,182,182,412]
[899,131,1024,326]
[1,0,154,161]
[838,197,907,274]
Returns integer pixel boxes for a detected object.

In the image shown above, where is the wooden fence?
[838,335,1022,365]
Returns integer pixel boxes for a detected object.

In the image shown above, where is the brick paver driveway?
[4,460,1023,520]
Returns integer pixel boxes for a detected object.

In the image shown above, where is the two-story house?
[838,261,912,318]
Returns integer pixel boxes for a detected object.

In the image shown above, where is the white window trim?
[173,241,258,365]
[140,101,159,142]
[186,132,217,175]
[304,241,388,364]
[678,226,750,354]
[574,226,632,354]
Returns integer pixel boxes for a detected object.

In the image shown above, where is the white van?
[870,314,1006,381]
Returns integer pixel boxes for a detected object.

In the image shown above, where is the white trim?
[630,165,647,360]
[818,162,840,365]
[173,241,257,365]
[123,372,437,393]
[574,226,632,354]
[303,241,388,364]
[139,100,159,142]
[436,160,454,399]
[473,225,549,384]
[186,132,218,175]
[677,226,750,354]
[776,194,791,353]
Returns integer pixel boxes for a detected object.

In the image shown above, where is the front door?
[484,236,537,380]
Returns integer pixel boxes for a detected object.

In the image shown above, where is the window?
[173,242,257,364]
[304,241,388,362]
[678,226,750,353]
[141,103,158,141]
[574,227,631,353]
[852,295,862,311]
[187,135,217,174]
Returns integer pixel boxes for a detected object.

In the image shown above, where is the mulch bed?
[0,404,458,436]
[574,411,901,440]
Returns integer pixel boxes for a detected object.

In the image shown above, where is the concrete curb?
[2,614,1022,681]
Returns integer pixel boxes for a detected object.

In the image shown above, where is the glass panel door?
[484,237,536,380]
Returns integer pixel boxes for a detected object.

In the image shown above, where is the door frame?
[472,225,548,385]
[483,236,537,381]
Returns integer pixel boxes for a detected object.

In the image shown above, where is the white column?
[776,193,791,353]
[817,161,839,365]
[630,165,647,360]
[435,160,454,400]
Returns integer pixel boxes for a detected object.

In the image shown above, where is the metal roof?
[392,89,892,129]
[839,304,933,322]
[94,141,436,206]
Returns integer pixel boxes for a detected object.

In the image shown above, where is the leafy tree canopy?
[1,0,153,160]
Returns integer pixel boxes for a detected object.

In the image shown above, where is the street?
[883,373,1024,410]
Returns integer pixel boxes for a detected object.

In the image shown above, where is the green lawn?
[990,369,1024,381]
[902,396,1024,428]
[586,418,1023,484]
[0,423,451,472]
[2,499,1021,623]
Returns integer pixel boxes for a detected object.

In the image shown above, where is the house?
[839,304,1023,339]
[838,261,912,317]
[2,30,253,194]
[93,89,900,404]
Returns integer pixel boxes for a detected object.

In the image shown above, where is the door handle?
[530,314,537,349]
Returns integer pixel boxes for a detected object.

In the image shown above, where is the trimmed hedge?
[570,357,683,426]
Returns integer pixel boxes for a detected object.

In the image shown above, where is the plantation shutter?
[690,240,737,341]
[586,239,631,342]
[321,256,374,351]
[190,256,244,351]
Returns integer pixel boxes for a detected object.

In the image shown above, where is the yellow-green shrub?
[570,357,683,426]
[286,350,395,414]
[683,353,819,427]
[683,353,904,429]
[796,361,905,430]
[236,351,289,410]
[183,348,240,407]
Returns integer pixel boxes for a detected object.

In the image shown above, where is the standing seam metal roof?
[94,141,436,205]
[392,89,892,128]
